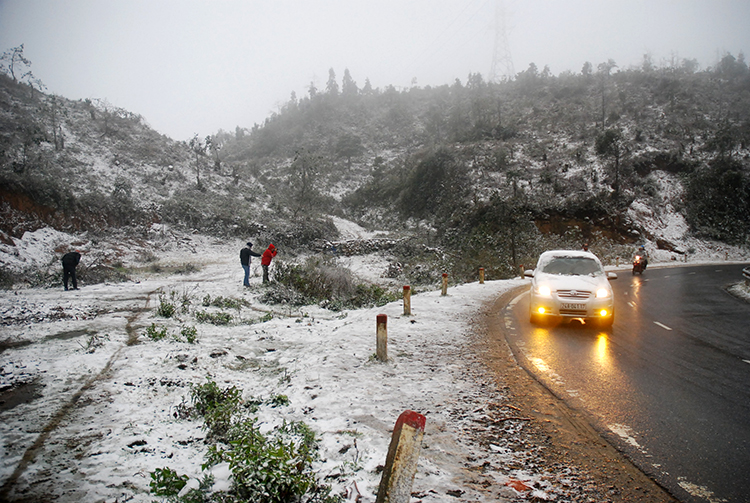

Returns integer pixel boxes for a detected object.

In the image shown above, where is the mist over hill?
[1,54,749,287]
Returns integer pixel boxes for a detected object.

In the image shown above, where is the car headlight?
[596,288,610,298]
[537,285,552,297]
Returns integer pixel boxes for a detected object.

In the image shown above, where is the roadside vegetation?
[150,379,340,503]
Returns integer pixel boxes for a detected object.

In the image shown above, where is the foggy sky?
[1,0,748,141]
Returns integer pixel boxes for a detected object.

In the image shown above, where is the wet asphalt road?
[504,263,750,503]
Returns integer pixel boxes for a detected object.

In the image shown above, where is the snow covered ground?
[1,218,748,502]
[0,229,554,502]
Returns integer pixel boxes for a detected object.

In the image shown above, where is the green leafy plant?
[203,419,338,503]
[202,294,250,310]
[194,310,233,325]
[268,394,290,407]
[149,467,188,496]
[190,378,244,439]
[263,258,398,311]
[157,294,177,318]
[179,325,198,344]
[146,323,168,341]
[153,380,340,502]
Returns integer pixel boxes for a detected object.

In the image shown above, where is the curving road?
[502,263,750,503]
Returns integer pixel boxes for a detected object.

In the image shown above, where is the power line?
[398,0,492,85]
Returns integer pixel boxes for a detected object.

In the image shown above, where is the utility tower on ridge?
[489,0,514,82]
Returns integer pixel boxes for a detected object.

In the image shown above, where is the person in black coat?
[240,242,261,287]
[61,250,81,291]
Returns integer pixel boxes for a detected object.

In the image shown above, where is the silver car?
[525,250,617,328]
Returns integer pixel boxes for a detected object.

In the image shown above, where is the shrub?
[156,294,176,318]
[154,380,341,502]
[268,394,290,407]
[146,323,168,341]
[202,294,249,310]
[204,419,339,503]
[78,263,130,285]
[685,158,750,243]
[178,325,198,344]
[264,257,397,310]
[190,378,244,439]
[194,310,233,325]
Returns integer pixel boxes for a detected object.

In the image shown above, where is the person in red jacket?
[261,243,277,284]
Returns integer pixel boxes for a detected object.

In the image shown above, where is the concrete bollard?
[441,273,448,296]
[403,286,411,316]
[376,410,427,503]
[376,314,388,362]
[479,267,485,284]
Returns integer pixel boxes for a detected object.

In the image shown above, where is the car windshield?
[541,256,603,276]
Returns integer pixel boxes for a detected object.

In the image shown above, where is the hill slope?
[1,55,749,287]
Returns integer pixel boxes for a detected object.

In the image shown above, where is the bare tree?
[595,128,624,195]
[597,59,618,125]
[205,135,222,172]
[1,44,45,97]
[188,135,207,188]
[0,44,31,82]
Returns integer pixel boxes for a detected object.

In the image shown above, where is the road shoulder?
[474,287,679,503]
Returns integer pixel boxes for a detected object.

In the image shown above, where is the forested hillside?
[2,53,749,283]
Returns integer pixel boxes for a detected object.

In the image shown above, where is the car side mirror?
[607,272,618,280]
[524,269,534,278]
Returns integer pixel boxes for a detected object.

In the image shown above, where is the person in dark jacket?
[61,250,81,291]
[240,242,261,287]
[260,243,278,284]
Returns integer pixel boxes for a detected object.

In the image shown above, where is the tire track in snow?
[0,292,154,500]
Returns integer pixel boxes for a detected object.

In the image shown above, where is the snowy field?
[1,228,555,502]
[1,219,748,502]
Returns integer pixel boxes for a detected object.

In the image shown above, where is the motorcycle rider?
[633,245,649,270]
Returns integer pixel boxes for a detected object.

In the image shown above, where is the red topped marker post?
[376,410,427,503]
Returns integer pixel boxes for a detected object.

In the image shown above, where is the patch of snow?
[608,423,645,452]
[330,216,383,241]
[0,228,79,273]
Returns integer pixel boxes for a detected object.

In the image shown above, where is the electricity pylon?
[489,0,514,82]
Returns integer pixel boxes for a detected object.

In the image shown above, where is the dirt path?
[474,286,679,503]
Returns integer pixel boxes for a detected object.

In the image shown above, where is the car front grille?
[557,289,591,299]
[560,309,588,316]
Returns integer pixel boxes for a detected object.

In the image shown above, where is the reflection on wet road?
[503,264,750,503]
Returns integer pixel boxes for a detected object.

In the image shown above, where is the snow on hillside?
[626,172,750,264]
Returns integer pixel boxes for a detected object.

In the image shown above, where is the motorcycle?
[632,255,646,275]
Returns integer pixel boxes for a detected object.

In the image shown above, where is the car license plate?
[560,303,585,310]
